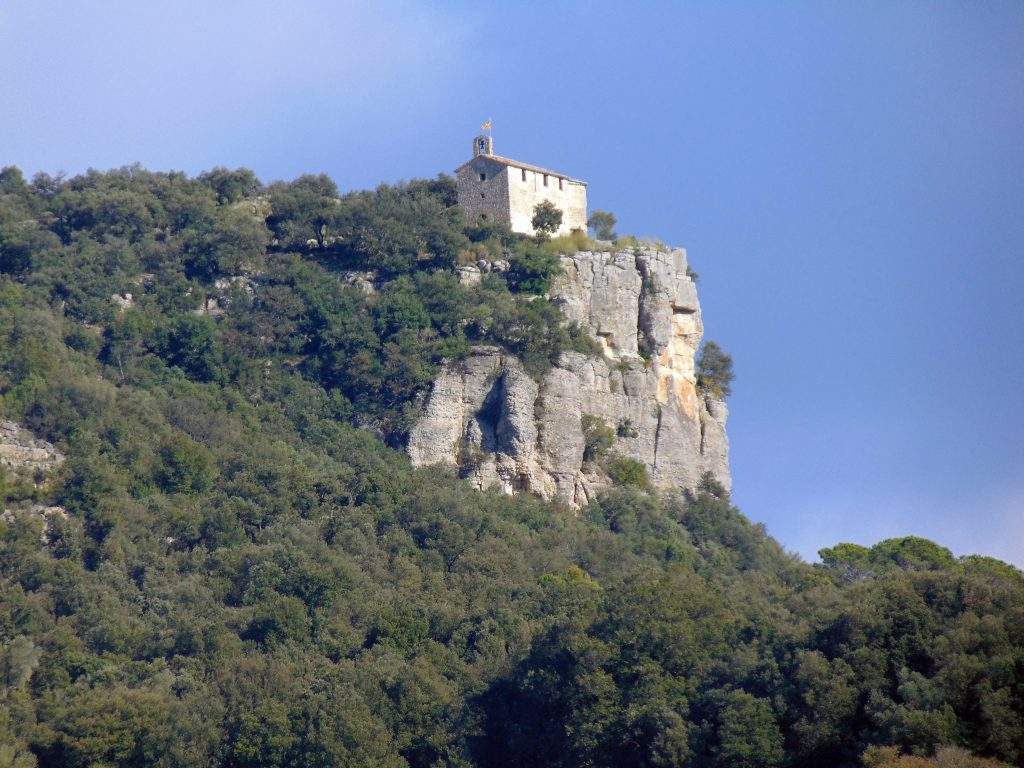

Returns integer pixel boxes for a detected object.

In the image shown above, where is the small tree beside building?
[531,201,563,240]
[587,210,617,240]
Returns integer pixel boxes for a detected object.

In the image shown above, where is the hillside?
[0,165,1021,768]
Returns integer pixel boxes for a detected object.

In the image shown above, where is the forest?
[0,164,1021,768]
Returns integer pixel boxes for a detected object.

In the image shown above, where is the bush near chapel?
[531,200,563,239]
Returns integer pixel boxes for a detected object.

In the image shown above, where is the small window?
[479,172,486,181]
[543,174,548,187]
[521,168,527,182]
[558,177,564,190]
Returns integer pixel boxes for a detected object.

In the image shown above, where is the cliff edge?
[407,247,730,505]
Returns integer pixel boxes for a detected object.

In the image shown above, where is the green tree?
[696,689,784,768]
[182,207,267,282]
[587,210,617,240]
[696,340,734,398]
[0,167,28,194]
[697,470,729,501]
[531,200,563,239]
[266,173,341,250]
[507,241,561,294]
[197,166,261,203]
[149,314,222,381]
[155,434,216,493]
[245,594,312,645]
[227,700,297,768]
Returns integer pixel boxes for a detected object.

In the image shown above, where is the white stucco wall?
[456,156,588,236]
[506,166,587,236]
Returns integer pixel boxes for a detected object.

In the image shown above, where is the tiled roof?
[457,154,587,185]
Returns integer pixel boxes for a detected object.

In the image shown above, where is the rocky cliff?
[407,247,730,506]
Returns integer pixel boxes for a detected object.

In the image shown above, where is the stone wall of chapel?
[455,157,511,228]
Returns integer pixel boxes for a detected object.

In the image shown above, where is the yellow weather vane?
[481,118,492,134]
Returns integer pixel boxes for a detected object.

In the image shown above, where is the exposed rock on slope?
[0,420,64,480]
[407,247,730,506]
[1,420,67,539]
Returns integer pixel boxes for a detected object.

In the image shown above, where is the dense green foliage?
[604,456,651,490]
[862,744,1011,767]
[0,165,1020,768]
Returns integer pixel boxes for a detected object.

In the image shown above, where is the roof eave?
[456,154,586,185]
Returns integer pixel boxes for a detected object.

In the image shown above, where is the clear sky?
[2,1,1022,566]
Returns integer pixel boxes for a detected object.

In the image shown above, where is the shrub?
[197,166,261,204]
[182,207,268,282]
[245,594,311,645]
[265,174,341,251]
[155,434,216,493]
[536,228,602,257]
[581,414,615,463]
[149,314,223,382]
[606,456,650,490]
[507,241,561,294]
[566,322,602,356]
[697,470,729,500]
[616,417,639,438]
[465,219,514,245]
[609,235,669,253]
[696,340,734,398]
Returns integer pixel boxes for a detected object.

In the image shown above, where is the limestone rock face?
[407,247,730,505]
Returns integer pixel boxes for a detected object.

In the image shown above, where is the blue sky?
[2,1,1022,566]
